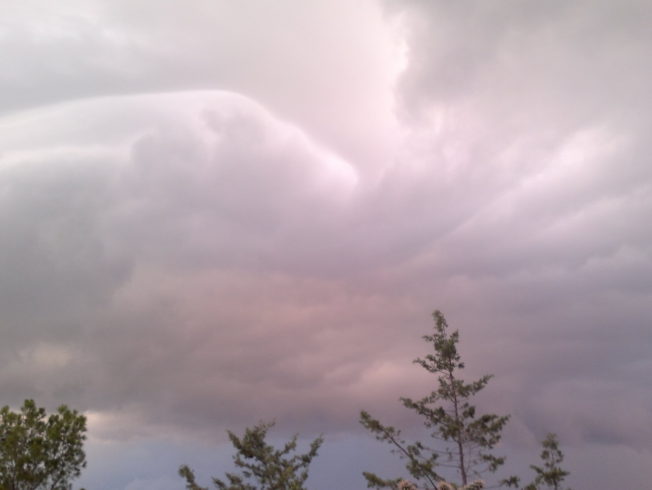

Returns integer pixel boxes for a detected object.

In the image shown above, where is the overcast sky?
[1,1,651,488]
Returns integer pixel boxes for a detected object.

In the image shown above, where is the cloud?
[1,0,403,176]
[376,0,652,461]
[0,91,374,431]
[2,1,652,488]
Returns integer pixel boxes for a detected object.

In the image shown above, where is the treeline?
[1,311,570,490]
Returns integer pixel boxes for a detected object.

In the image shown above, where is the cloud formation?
[1,0,651,488]
[1,91,365,427]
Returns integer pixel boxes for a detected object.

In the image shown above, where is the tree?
[0,399,87,490]
[179,421,323,490]
[398,479,485,490]
[360,310,511,489]
[523,433,570,490]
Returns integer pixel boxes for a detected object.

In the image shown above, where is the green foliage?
[436,481,485,490]
[179,465,208,490]
[360,310,511,489]
[523,433,570,490]
[397,479,485,490]
[179,421,323,490]
[0,399,87,490]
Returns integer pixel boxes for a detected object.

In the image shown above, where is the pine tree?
[360,311,510,488]
[179,421,322,490]
[523,433,570,490]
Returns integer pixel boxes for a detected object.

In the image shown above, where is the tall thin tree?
[523,433,570,490]
[360,310,511,488]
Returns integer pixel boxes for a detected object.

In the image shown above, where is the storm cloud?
[1,1,651,488]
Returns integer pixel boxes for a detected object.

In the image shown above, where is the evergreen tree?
[179,421,322,490]
[523,433,570,490]
[360,310,510,488]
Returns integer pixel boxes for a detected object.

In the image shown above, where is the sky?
[1,0,651,488]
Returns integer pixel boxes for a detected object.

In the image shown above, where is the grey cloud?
[2,2,652,488]
[364,0,652,467]
[0,91,401,436]
[389,0,652,122]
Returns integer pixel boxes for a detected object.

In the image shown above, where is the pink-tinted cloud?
[2,1,652,489]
